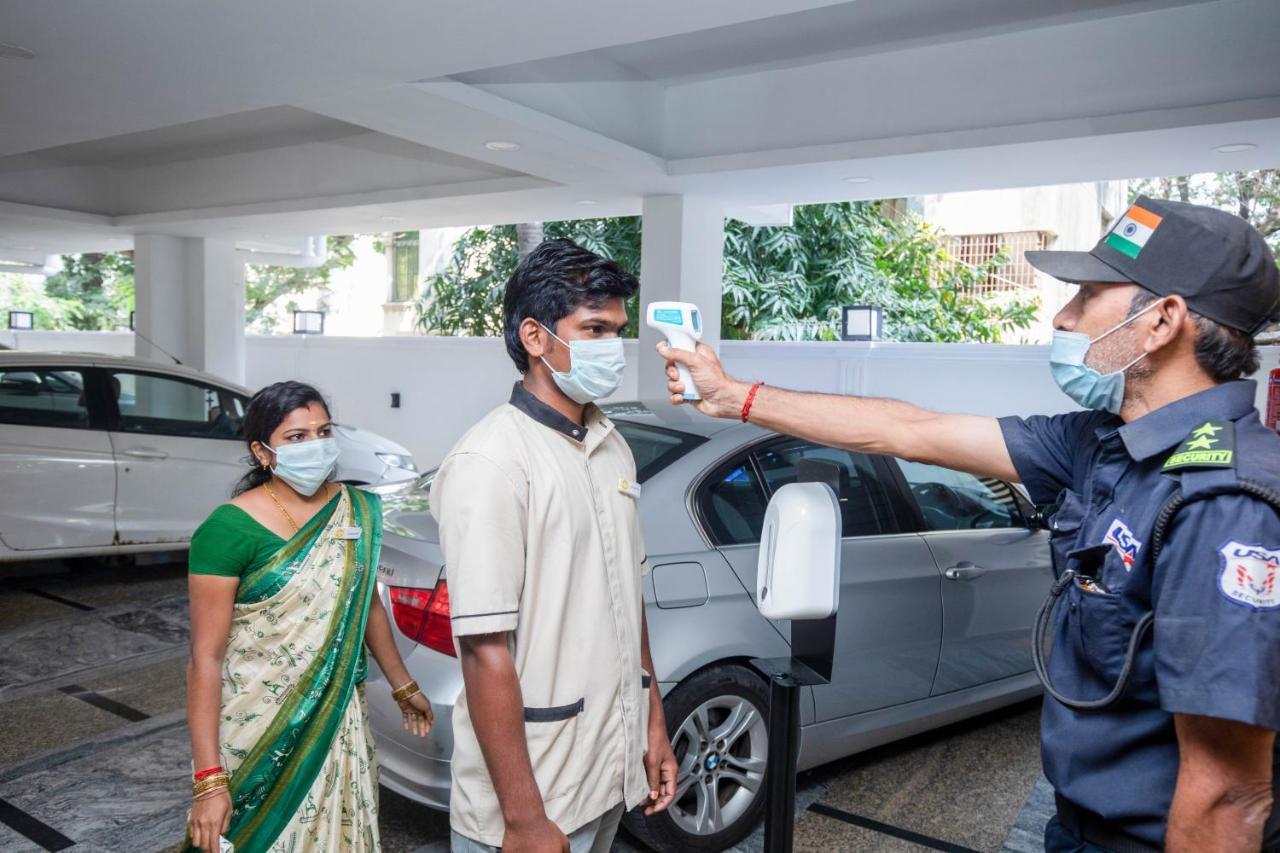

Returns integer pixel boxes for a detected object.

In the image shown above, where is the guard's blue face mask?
[539,322,626,404]
[266,437,340,496]
[1049,300,1160,414]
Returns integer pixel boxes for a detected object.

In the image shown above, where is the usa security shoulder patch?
[1103,518,1142,571]
[1163,421,1235,470]
[1217,541,1280,611]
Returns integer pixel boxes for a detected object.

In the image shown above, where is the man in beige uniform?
[432,239,677,853]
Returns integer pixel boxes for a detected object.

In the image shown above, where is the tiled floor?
[0,558,1051,852]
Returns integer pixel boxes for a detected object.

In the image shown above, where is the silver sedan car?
[366,401,1050,851]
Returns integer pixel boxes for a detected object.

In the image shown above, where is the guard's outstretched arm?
[659,342,1018,483]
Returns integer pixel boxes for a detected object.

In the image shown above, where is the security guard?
[658,196,1280,851]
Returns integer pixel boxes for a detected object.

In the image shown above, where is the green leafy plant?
[38,252,136,330]
[245,235,357,333]
[0,272,80,330]
[415,217,643,336]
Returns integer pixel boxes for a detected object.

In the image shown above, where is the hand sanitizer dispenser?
[645,301,703,400]
[756,482,841,620]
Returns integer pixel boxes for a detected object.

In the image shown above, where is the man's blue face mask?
[1049,300,1160,414]
[538,322,626,404]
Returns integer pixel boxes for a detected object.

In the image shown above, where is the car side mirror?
[756,481,842,620]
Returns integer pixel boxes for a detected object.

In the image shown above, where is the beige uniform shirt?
[431,383,651,845]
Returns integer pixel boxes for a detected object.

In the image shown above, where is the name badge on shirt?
[334,526,363,540]
[618,478,641,500]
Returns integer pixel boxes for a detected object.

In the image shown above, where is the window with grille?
[390,231,420,303]
[945,230,1049,294]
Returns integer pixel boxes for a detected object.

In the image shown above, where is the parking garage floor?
[0,559,1053,852]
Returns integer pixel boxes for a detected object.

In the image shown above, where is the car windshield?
[614,421,707,483]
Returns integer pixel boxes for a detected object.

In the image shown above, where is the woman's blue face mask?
[267,437,340,496]
[1049,300,1160,414]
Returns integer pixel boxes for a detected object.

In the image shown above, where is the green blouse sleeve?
[189,505,257,578]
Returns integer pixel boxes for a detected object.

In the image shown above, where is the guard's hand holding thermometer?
[646,301,703,401]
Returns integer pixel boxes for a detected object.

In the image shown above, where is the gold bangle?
[193,774,231,798]
[193,783,229,800]
[193,773,229,789]
[391,680,420,703]
[193,779,230,797]
[194,784,230,801]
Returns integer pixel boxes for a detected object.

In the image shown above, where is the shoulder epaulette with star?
[1163,420,1236,470]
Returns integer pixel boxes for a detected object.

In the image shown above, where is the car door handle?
[121,448,168,460]
[944,562,988,581]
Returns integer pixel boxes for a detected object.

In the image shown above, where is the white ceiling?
[1,0,1278,258]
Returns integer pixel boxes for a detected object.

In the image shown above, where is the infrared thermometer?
[646,301,703,401]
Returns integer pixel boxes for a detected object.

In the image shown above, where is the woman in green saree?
[184,381,433,852]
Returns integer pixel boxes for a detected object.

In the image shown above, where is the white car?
[0,352,418,562]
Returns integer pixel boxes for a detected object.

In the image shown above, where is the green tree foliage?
[38,252,136,330]
[415,203,1033,343]
[415,217,643,337]
[0,272,80,330]
[245,236,357,333]
[1133,170,1280,247]
[723,202,1036,342]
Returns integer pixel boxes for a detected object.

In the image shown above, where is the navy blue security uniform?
[1000,379,1280,848]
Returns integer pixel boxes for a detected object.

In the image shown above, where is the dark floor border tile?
[58,684,151,723]
[0,796,75,851]
[21,588,95,612]
[809,801,984,853]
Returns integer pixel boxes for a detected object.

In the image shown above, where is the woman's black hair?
[233,380,332,496]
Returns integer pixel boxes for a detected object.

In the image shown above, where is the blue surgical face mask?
[539,323,626,404]
[1049,301,1159,414]
[267,437,340,496]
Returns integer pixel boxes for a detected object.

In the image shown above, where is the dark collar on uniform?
[1117,379,1258,462]
[509,382,589,443]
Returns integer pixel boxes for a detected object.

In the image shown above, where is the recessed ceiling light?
[485,140,521,152]
[0,43,35,61]
[843,176,872,184]
[1213,143,1257,154]
[576,200,600,206]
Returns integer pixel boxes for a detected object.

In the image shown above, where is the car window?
[614,421,707,483]
[0,368,90,429]
[894,459,1024,531]
[109,371,244,439]
[699,457,770,546]
[754,440,898,537]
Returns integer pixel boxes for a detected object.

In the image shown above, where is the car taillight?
[389,581,456,657]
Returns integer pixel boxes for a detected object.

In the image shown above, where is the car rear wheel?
[624,664,769,852]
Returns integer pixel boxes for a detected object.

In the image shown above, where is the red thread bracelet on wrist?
[741,382,764,423]
[194,766,225,781]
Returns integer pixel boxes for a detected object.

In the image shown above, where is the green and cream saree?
[187,486,384,853]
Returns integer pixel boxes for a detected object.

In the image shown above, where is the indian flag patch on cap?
[1105,204,1163,259]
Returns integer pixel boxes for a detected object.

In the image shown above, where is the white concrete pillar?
[134,235,245,384]
[637,195,725,401]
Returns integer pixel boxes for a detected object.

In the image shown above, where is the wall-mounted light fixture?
[840,306,883,341]
[293,310,325,335]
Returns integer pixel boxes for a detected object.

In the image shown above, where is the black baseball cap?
[1026,195,1280,336]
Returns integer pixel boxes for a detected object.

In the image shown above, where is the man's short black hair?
[502,238,639,373]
